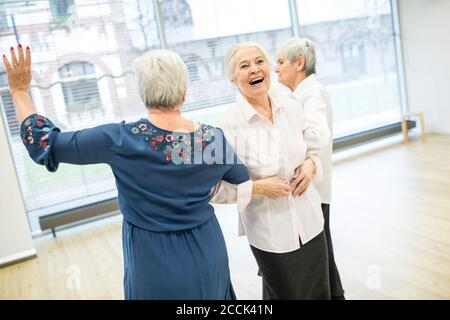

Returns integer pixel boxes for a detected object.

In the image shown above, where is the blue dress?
[21,114,249,300]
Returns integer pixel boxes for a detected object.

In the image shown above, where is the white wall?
[0,118,36,266]
[398,0,450,134]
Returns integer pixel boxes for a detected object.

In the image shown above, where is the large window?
[0,0,405,232]
[296,0,403,136]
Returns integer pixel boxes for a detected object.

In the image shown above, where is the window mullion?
[390,0,409,115]
[288,0,301,37]
[153,0,168,49]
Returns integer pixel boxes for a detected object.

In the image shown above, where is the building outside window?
[58,61,102,123]
[50,0,75,23]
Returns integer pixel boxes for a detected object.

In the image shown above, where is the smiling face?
[275,54,305,91]
[231,46,271,99]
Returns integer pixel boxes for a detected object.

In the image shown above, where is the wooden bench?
[401,112,426,144]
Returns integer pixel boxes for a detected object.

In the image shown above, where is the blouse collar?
[236,91,283,123]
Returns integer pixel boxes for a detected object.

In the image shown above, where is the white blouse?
[211,92,330,253]
[273,74,334,203]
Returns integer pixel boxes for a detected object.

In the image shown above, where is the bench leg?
[419,114,427,143]
[401,117,409,144]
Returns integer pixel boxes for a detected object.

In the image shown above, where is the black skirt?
[251,231,331,300]
[322,203,345,298]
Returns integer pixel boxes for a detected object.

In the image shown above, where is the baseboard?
[0,248,37,268]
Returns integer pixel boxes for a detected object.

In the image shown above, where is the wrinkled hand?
[290,158,316,197]
[2,44,32,94]
[253,176,292,200]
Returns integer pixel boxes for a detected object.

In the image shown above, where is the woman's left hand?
[290,158,316,196]
[2,44,32,94]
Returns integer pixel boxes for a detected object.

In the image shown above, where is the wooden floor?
[1,133,449,299]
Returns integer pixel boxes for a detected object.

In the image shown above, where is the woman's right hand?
[2,44,32,94]
[2,45,36,123]
[252,176,292,199]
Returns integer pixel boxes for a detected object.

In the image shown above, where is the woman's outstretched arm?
[3,45,118,172]
[2,44,35,123]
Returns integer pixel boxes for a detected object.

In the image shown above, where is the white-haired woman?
[2,44,284,300]
[216,42,331,299]
[274,37,345,300]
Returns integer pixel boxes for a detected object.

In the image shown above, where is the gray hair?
[277,37,317,76]
[224,41,272,82]
[133,49,188,111]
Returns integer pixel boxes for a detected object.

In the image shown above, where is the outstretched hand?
[2,44,36,123]
[2,44,32,94]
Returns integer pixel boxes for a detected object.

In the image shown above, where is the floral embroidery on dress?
[21,114,53,151]
[131,120,215,162]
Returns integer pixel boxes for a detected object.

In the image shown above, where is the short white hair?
[224,41,272,82]
[133,49,188,110]
[277,37,317,76]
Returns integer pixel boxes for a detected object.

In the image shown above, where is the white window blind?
[0,0,162,231]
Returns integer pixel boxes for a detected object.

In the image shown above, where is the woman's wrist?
[305,157,317,175]
[251,180,265,196]
[10,89,36,123]
[10,88,29,96]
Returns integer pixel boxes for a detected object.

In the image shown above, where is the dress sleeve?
[208,127,252,211]
[217,127,249,184]
[21,114,118,172]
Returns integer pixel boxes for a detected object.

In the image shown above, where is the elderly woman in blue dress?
[274,37,345,300]
[213,42,332,299]
[2,44,288,300]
